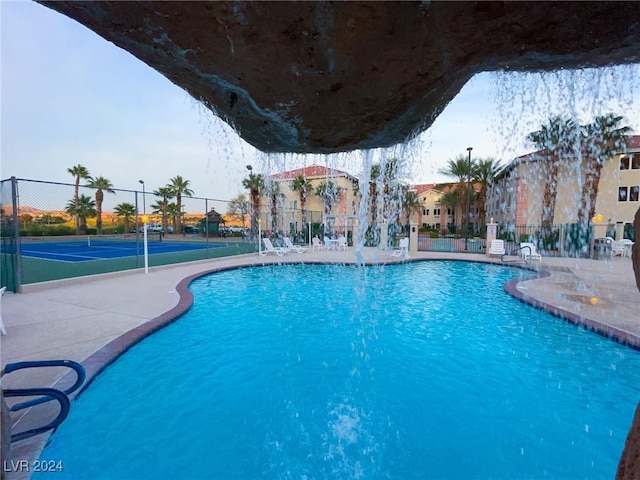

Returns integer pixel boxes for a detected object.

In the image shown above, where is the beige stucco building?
[260,164,360,236]
[487,135,640,239]
[414,183,482,234]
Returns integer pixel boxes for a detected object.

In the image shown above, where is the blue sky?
[2,1,639,210]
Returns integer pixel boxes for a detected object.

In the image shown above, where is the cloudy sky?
[2,1,639,212]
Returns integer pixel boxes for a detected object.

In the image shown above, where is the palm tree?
[67,164,92,232]
[578,114,632,226]
[65,194,96,235]
[291,175,313,233]
[472,157,501,229]
[242,172,265,239]
[166,202,179,233]
[438,155,475,233]
[527,116,579,229]
[438,189,461,234]
[265,182,281,235]
[153,186,174,234]
[316,180,338,215]
[168,176,194,233]
[87,176,115,235]
[114,202,136,233]
[401,187,422,228]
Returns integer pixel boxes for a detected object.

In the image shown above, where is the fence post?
[11,177,22,292]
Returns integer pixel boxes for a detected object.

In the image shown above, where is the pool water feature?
[37,261,640,479]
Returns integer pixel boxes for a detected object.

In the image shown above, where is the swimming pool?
[36,261,640,479]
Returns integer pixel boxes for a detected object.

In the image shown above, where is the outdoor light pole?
[465,147,473,251]
[138,179,146,215]
[246,164,254,241]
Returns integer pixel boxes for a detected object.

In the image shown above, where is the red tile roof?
[267,164,356,181]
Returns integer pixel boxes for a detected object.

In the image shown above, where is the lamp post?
[138,180,145,215]
[465,147,473,251]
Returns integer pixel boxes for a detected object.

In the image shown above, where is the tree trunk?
[176,194,182,233]
[96,190,104,235]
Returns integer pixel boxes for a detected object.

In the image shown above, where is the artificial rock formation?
[37,1,640,154]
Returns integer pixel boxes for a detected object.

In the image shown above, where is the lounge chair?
[391,238,409,258]
[261,238,287,257]
[611,239,626,257]
[519,242,542,262]
[283,237,308,253]
[488,239,505,256]
[311,236,324,251]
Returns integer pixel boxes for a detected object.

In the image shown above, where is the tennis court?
[16,235,221,263]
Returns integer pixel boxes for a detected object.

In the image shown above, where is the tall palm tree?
[87,176,115,235]
[168,176,194,233]
[291,175,313,232]
[438,155,475,233]
[153,186,174,234]
[316,180,338,215]
[578,114,632,226]
[166,202,179,233]
[401,187,422,228]
[114,202,136,233]
[527,116,579,229]
[242,172,265,239]
[67,164,92,232]
[65,194,96,235]
[438,189,461,234]
[472,157,501,229]
[265,182,281,235]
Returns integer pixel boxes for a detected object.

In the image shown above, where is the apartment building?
[260,164,359,235]
[414,183,481,233]
[486,135,640,239]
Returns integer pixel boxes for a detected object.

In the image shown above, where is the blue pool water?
[37,261,640,479]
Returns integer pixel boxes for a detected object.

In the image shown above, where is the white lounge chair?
[391,238,409,258]
[261,238,286,257]
[611,239,626,257]
[283,237,308,253]
[520,242,542,262]
[311,236,324,251]
[488,239,505,256]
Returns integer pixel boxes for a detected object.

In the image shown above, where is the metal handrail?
[2,360,85,410]
[501,246,530,264]
[3,388,70,442]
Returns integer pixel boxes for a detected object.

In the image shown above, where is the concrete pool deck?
[1,248,639,479]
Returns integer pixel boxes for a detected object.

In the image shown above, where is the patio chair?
[261,238,286,257]
[283,237,308,253]
[488,239,505,256]
[336,236,348,251]
[312,236,324,251]
[391,238,409,258]
[519,242,542,262]
[611,240,626,257]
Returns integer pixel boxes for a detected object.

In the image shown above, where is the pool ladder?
[501,245,532,264]
[2,360,85,442]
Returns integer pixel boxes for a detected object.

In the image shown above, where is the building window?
[618,187,628,202]
[425,208,430,215]
[620,156,631,170]
[434,208,440,216]
[633,154,640,170]
[447,208,452,215]
[631,186,640,202]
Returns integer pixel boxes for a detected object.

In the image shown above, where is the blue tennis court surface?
[16,238,222,262]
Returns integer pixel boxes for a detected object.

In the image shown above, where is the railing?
[2,359,85,442]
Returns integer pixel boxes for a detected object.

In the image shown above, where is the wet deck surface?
[2,248,639,478]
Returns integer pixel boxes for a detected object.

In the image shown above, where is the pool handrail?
[2,359,85,410]
[3,387,71,442]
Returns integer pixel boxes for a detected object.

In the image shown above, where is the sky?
[2,1,640,213]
